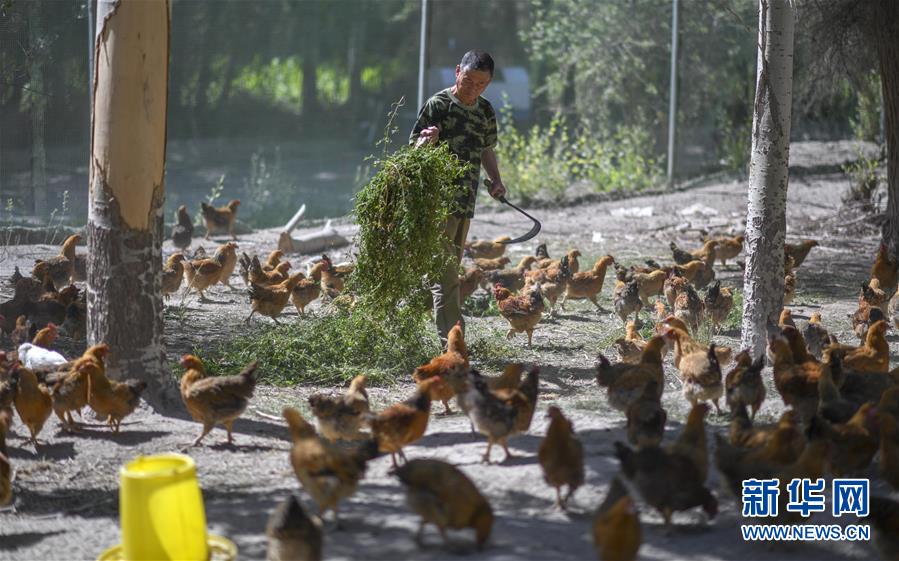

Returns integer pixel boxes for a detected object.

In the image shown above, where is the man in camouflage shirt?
[410,50,506,345]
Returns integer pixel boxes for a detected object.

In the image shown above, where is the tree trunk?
[740,0,795,358]
[875,0,899,260]
[28,0,48,218]
[89,0,174,407]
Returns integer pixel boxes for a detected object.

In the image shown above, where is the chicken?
[213,241,239,289]
[593,477,640,561]
[473,256,510,271]
[12,363,52,445]
[179,355,257,446]
[614,441,717,527]
[703,281,733,334]
[201,199,240,239]
[481,256,537,292]
[561,256,615,311]
[393,459,494,550]
[678,258,715,290]
[879,412,899,490]
[497,365,540,434]
[823,402,880,476]
[724,351,766,420]
[670,241,695,266]
[711,235,744,267]
[726,406,804,464]
[538,406,584,508]
[18,342,67,371]
[171,205,194,251]
[537,248,582,274]
[663,270,688,310]
[0,409,10,506]
[290,275,321,316]
[674,283,704,335]
[308,374,370,441]
[50,358,92,431]
[868,496,899,561]
[615,320,647,364]
[161,253,186,298]
[317,254,347,299]
[817,357,858,424]
[626,378,666,448]
[783,269,797,306]
[863,278,890,313]
[31,322,58,350]
[182,250,229,301]
[9,315,29,347]
[524,255,571,315]
[632,269,666,307]
[85,359,147,433]
[661,322,733,371]
[460,372,519,463]
[246,272,307,324]
[283,406,377,525]
[459,267,483,302]
[494,282,544,346]
[265,494,322,561]
[412,322,468,415]
[841,319,890,373]
[369,378,440,466]
[679,344,723,414]
[597,336,666,412]
[853,297,886,342]
[31,234,82,290]
[667,402,710,481]
[613,280,643,325]
[784,239,819,268]
[464,235,510,260]
[801,312,830,360]
[262,249,285,272]
[769,336,825,421]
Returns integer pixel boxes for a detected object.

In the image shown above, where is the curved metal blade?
[497,196,541,244]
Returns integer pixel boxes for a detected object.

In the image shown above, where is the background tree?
[741,0,795,357]
[88,0,172,404]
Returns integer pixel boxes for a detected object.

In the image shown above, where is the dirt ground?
[0,140,893,560]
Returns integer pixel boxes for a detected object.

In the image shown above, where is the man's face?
[454,66,492,102]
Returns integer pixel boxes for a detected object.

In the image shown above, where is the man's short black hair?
[459,50,494,77]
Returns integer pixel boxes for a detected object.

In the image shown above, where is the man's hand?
[487,179,507,200]
[415,125,440,147]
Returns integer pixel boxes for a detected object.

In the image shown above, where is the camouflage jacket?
[410,88,498,218]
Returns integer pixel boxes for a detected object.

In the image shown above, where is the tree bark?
[875,0,899,260]
[740,0,795,358]
[89,0,174,407]
[28,0,48,217]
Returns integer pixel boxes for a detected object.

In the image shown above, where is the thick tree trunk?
[28,0,48,217]
[741,0,794,358]
[875,0,899,260]
[89,0,174,407]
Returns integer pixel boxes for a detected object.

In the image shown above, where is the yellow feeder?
[97,453,236,561]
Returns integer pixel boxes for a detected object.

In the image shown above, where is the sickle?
[484,179,542,244]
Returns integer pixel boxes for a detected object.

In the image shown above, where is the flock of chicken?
[3,197,899,560]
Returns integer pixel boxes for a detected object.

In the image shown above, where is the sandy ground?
[0,140,895,560]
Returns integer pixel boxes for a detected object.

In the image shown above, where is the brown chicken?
[283,406,377,525]
[394,458,494,550]
[667,402,710,481]
[703,281,733,334]
[769,337,825,421]
[726,406,805,465]
[179,355,257,446]
[474,256,510,271]
[369,378,441,466]
[679,344,724,414]
[538,406,584,509]
[713,235,744,267]
[459,267,483,302]
[458,371,520,463]
[246,272,306,324]
[561,256,615,311]
[290,275,321,315]
[201,199,240,240]
[213,241,239,289]
[879,412,899,490]
[626,378,666,448]
[853,298,886,342]
[85,359,147,433]
[31,322,58,349]
[265,494,323,561]
[481,256,537,292]
[670,241,696,266]
[9,315,30,347]
[801,312,830,360]
[171,205,194,251]
[494,283,544,346]
[161,253,186,298]
[632,269,666,307]
[239,252,287,287]
[412,322,468,415]
[823,402,880,476]
[868,496,899,561]
[679,258,715,290]
[50,358,92,431]
[493,365,540,434]
[308,374,370,441]
[525,256,570,316]
[724,351,766,420]
[840,319,890,373]
[593,477,641,561]
[784,239,819,269]
[614,441,717,527]
[663,271,688,310]
[661,321,733,371]
[183,250,229,301]
[613,280,643,324]
[464,235,510,260]
[597,336,666,413]
[31,234,82,290]
[615,320,647,364]
[12,363,52,445]
[262,249,285,272]
[674,283,704,335]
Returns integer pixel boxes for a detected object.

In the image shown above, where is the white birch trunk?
[88,0,174,406]
[740,0,795,358]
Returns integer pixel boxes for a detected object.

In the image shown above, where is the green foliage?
[233,56,304,110]
[851,72,882,142]
[717,115,753,175]
[575,126,662,193]
[724,289,744,332]
[462,293,501,318]
[242,148,299,228]
[841,151,882,207]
